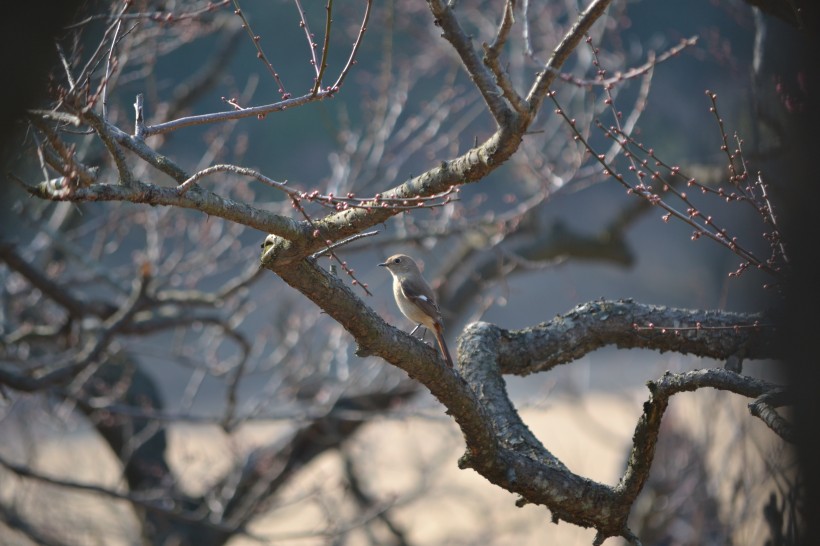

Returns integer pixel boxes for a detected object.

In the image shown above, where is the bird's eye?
[393,258,401,264]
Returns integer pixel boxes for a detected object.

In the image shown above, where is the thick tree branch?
[489,300,776,376]
[261,251,785,541]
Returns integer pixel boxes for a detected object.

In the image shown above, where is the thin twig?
[143,90,333,136]
[232,0,290,98]
[310,230,380,259]
[102,14,123,119]
[293,0,321,83]
[311,0,334,95]
[331,0,372,92]
[67,0,231,28]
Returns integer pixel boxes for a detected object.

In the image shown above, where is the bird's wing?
[400,279,442,321]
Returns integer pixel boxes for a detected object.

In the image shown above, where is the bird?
[379,254,454,367]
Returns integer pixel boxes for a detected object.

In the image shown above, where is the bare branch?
[231,0,289,98]
[427,0,513,123]
[29,179,306,241]
[482,0,528,114]
[142,90,335,136]
[330,0,372,92]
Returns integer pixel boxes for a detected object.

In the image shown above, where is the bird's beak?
[378,261,388,267]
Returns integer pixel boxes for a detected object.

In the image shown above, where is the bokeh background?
[1,0,807,544]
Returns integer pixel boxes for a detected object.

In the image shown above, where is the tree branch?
[488,300,776,376]
[260,251,786,541]
[29,179,306,241]
[262,0,613,266]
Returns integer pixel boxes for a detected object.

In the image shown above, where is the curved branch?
[261,254,785,541]
[617,368,782,508]
[489,300,776,376]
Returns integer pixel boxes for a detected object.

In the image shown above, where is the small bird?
[379,254,454,367]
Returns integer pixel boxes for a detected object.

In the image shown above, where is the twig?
[331,0,372,92]
[548,92,780,279]
[102,12,124,119]
[67,0,231,28]
[176,163,287,195]
[290,196,373,296]
[310,230,379,259]
[232,0,290,98]
[134,93,145,138]
[143,89,333,136]
[312,0,334,95]
[292,0,322,93]
[558,37,698,88]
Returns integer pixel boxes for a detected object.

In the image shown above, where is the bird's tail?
[433,324,454,368]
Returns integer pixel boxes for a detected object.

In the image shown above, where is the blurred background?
[0,0,805,544]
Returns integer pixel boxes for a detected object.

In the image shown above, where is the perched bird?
[379,254,454,367]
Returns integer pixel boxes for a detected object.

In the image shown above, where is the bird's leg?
[409,324,432,345]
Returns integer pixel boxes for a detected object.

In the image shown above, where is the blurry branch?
[28,115,98,188]
[0,503,66,546]
[0,241,252,397]
[261,502,403,543]
[74,354,174,494]
[0,452,255,538]
[330,0,372,92]
[437,194,635,319]
[155,264,263,304]
[165,25,244,119]
[210,383,418,543]
[68,1,232,28]
[294,0,321,90]
[743,0,804,27]
[0,242,115,319]
[0,270,150,392]
[343,452,410,546]
[483,1,529,115]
